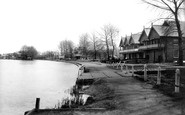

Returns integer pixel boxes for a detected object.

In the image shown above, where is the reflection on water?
[0,60,78,115]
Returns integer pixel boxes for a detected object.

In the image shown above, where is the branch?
[142,0,170,10]
[161,0,175,14]
[177,0,185,9]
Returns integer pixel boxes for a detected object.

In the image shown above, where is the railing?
[108,62,185,93]
[139,44,164,50]
[119,48,139,53]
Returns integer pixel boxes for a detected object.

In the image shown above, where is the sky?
[0,0,184,54]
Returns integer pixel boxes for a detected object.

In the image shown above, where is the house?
[119,20,185,63]
[119,33,141,63]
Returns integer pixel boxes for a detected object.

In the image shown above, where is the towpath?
[76,62,182,115]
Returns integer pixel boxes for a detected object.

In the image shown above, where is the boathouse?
[119,21,185,63]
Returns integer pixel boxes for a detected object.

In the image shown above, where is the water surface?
[0,60,78,115]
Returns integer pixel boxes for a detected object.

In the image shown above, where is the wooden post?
[35,98,40,110]
[175,69,180,93]
[157,66,161,85]
[113,62,115,68]
[132,65,134,77]
[121,63,123,71]
[144,64,147,81]
[82,66,84,73]
[117,62,119,69]
[125,65,128,74]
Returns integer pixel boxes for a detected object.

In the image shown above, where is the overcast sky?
[0,0,184,54]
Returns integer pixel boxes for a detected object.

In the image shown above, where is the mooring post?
[131,65,134,77]
[157,66,161,85]
[144,64,147,81]
[175,69,180,93]
[35,98,40,110]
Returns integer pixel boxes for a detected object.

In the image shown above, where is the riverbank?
[25,61,183,115]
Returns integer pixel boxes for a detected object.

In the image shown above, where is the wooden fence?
[108,62,185,93]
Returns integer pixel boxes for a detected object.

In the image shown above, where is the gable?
[139,31,148,43]
[119,38,123,47]
[129,36,135,44]
[148,27,160,40]
[124,38,128,45]
[132,33,141,44]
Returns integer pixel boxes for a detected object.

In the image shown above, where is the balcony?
[119,48,139,54]
[139,44,164,50]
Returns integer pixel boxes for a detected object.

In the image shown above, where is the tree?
[100,25,111,60]
[42,51,58,60]
[19,45,38,60]
[142,0,185,65]
[108,24,119,59]
[79,33,90,59]
[59,40,74,58]
[89,33,100,59]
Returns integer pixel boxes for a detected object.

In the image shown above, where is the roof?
[153,21,185,37]
[139,28,151,42]
[125,36,130,45]
[152,25,168,36]
[145,28,150,36]
[119,36,125,47]
[130,33,141,44]
[180,21,185,37]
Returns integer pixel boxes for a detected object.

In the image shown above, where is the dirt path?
[77,62,182,115]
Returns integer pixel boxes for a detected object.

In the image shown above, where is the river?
[0,60,79,115]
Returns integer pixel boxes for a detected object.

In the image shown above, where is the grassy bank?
[83,78,117,109]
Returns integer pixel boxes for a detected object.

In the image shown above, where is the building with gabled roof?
[139,28,150,43]
[119,20,185,63]
[119,33,142,63]
[119,36,125,47]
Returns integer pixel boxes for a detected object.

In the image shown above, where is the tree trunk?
[106,37,110,61]
[94,42,97,59]
[175,13,183,66]
[111,36,114,59]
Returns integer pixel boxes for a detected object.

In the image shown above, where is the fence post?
[121,63,123,71]
[35,98,40,110]
[144,64,147,81]
[132,65,134,77]
[117,62,119,69]
[82,66,84,73]
[157,66,161,85]
[125,65,128,74]
[175,69,180,93]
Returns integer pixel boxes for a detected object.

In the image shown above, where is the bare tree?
[59,40,74,58]
[89,33,100,59]
[79,33,90,59]
[100,25,111,60]
[108,24,119,59]
[142,0,185,65]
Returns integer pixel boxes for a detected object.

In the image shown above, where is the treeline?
[1,23,120,61]
[1,45,59,60]
[58,23,119,61]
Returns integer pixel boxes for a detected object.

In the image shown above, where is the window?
[173,39,178,44]
[173,44,179,58]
